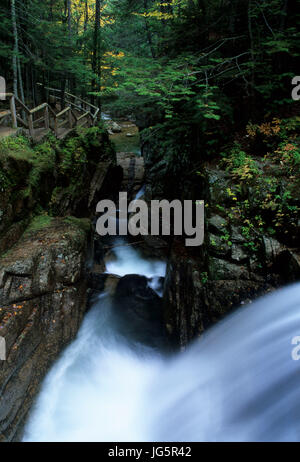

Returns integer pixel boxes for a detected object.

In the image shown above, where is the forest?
[1,0,299,208]
[1,0,299,125]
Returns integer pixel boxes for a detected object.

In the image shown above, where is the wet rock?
[112,274,168,349]
[208,215,227,235]
[105,274,122,295]
[208,257,250,280]
[231,225,247,243]
[116,152,145,198]
[105,120,122,133]
[88,161,121,208]
[163,242,273,347]
[87,272,120,296]
[163,255,206,347]
[263,236,285,266]
[273,249,300,282]
[204,280,274,318]
[0,218,89,441]
[231,244,248,263]
[207,168,231,204]
[209,233,231,258]
[137,235,168,259]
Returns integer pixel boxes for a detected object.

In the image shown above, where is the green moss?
[25,215,53,234]
[64,216,91,234]
[0,126,113,245]
[0,134,58,196]
[0,135,33,162]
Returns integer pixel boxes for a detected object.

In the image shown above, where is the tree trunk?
[67,0,72,36]
[61,78,66,110]
[84,0,89,33]
[143,0,156,58]
[11,0,19,98]
[17,56,25,119]
[91,0,101,107]
[247,0,255,116]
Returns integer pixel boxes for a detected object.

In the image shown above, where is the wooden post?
[9,95,18,129]
[45,105,49,130]
[54,116,58,137]
[68,107,73,128]
[28,113,34,137]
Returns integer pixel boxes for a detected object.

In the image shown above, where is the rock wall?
[0,219,88,441]
[0,128,122,255]
[142,132,300,348]
[0,126,122,441]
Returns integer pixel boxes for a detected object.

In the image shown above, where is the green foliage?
[29,139,57,190]
[221,142,259,182]
[200,272,209,284]
[211,111,299,250]
[220,231,232,247]
[142,121,192,175]
[104,53,224,124]
[0,136,32,162]
[59,137,87,177]
[0,134,57,191]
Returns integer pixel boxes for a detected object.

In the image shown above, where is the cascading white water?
[22,239,300,442]
[101,112,111,120]
[105,239,166,279]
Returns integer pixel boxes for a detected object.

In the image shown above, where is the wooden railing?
[40,85,100,122]
[0,93,17,129]
[0,87,100,139]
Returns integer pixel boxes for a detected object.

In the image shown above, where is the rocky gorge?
[140,121,300,347]
[0,118,163,441]
[0,113,299,441]
[0,125,124,441]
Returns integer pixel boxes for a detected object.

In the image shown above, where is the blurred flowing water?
[22,239,300,441]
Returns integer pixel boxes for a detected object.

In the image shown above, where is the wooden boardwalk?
[0,86,100,141]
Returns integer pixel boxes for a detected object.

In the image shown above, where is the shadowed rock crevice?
[111,274,169,351]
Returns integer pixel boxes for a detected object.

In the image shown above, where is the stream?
[23,240,167,442]
[22,269,300,442]
[22,117,300,442]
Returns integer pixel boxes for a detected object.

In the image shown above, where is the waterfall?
[22,240,300,442]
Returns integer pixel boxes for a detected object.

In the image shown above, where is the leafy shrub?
[222,142,259,182]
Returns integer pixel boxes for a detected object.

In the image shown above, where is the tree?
[10,0,18,98]
[91,0,101,107]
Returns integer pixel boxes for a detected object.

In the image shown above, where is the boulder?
[105,120,122,133]
[208,215,227,235]
[208,257,250,280]
[112,274,169,349]
[231,243,248,263]
[231,225,247,243]
[207,168,231,204]
[263,236,285,266]
[273,248,300,282]
[209,233,231,258]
